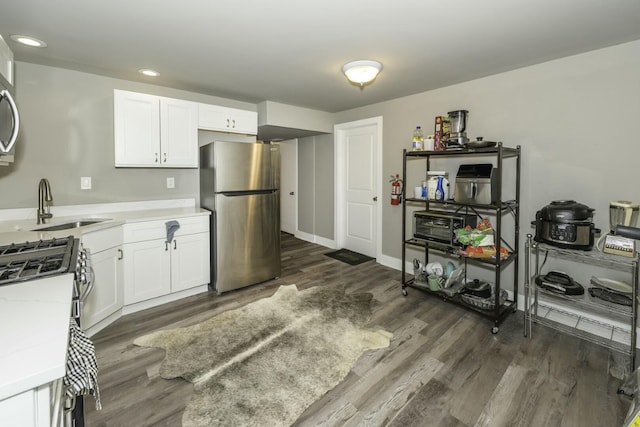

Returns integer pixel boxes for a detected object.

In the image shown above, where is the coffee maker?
[445,110,469,149]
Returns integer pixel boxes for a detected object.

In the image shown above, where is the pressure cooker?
[533,200,600,250]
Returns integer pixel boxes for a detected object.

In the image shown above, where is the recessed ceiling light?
[10,35,47,48]
[139,69,160,77]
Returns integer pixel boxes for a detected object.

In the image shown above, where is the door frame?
[334,116,383,260]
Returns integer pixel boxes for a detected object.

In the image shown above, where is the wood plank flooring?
[86,233,632,426]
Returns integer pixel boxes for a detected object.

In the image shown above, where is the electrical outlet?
[81,177,92,190]
[166,177,175,189]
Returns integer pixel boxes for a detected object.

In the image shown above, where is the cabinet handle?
[373,196,378,202]
[117,249,123,260]
[226,118,230,128]
[165,241,169,251]
[163,152,167,163]
[155,153,159,163]
[232,119,236,128]
[173,240,177,250]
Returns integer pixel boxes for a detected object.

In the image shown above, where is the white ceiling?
[2,0,640,113]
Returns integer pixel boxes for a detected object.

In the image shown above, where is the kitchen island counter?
[0,273,74,401]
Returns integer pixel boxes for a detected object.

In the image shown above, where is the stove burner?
[0,236,78,286]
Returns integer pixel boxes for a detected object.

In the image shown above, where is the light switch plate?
[81,177,92,190]
[166,177,175,189]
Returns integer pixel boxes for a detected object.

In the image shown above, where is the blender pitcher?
[610,201,639,232]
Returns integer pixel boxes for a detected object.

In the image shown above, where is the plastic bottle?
[412,126,424,151]
[435,176,445,201]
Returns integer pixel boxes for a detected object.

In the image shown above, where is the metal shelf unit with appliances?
[401,143,521,333]
[524,234,639,372]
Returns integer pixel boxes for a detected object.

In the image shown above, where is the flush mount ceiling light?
[139,69,160,77]
[342,60,382,88]
[10,35,47,48]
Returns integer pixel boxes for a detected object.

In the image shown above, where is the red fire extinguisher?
[390,174,403,205]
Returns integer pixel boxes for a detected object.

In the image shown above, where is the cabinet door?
[228,107,257,135]
[82,246,124,329]
[160,98,198,167]
[123,240,171,305]
[198,103,231,132]
[170,232,210,293]
[114,90,161,167]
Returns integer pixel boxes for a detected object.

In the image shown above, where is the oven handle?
[79,266,95,304]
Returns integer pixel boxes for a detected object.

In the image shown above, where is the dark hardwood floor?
[86,233,632,426]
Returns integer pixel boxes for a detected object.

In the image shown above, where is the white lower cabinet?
[0,379,62,427]
[123,215,210,305]
[123,239,172,304]
[81,227,124,332]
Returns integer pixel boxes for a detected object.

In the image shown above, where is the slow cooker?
[534,200,600,250]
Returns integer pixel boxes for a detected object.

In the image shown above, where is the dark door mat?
[325,249,374,265]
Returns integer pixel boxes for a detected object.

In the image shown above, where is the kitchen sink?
[32,219,109,231]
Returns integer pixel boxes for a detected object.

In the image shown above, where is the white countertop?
[0,202,210,245]
[0,274,74,401]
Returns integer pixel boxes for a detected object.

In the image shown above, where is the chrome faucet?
[37,178,53,224]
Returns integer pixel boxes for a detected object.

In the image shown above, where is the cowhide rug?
[133,284,392,427]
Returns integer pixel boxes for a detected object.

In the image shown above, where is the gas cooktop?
[0,236,79,285]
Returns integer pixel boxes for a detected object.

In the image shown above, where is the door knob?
[373,196,378,202]
[289,191,295,196]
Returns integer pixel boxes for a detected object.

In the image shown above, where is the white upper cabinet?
[198,103,257,135]
[114,90,198,168]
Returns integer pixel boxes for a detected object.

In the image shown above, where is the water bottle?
[435,176,445,201]
[412,126,424,151]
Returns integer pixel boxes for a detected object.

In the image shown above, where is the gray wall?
[334,40,640,261]
[296,134,334,240]
[297,138,315,233]
[0,62,256,209]
[313,133,334,239]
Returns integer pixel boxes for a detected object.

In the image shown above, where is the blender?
[600,200,640,256]
[445,110,469,149]
[610,200,639,232]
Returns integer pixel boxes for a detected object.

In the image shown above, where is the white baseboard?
[122,284,209,315]
[294,230,335,249]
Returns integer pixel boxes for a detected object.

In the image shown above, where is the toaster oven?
[413,210,477,245]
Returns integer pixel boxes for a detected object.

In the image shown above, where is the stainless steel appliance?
[200,141,281,294]
[454,163,497,205]
[445,109,469,149]
[0,236,94,426]
[0,67,19,164]
[413,210,477,245]
[534,200,600,250]
[610,201,639,232]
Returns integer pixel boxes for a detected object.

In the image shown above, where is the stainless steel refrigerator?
[200,141,281,294]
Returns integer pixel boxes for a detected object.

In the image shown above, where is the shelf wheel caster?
[491,326,499,334]
[402,288,408,296]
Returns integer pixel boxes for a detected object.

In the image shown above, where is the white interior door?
[278,139,297,234]
[335,118,382,258]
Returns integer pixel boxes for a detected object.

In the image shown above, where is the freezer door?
[206,141,278,192]
[213,192,281,293]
